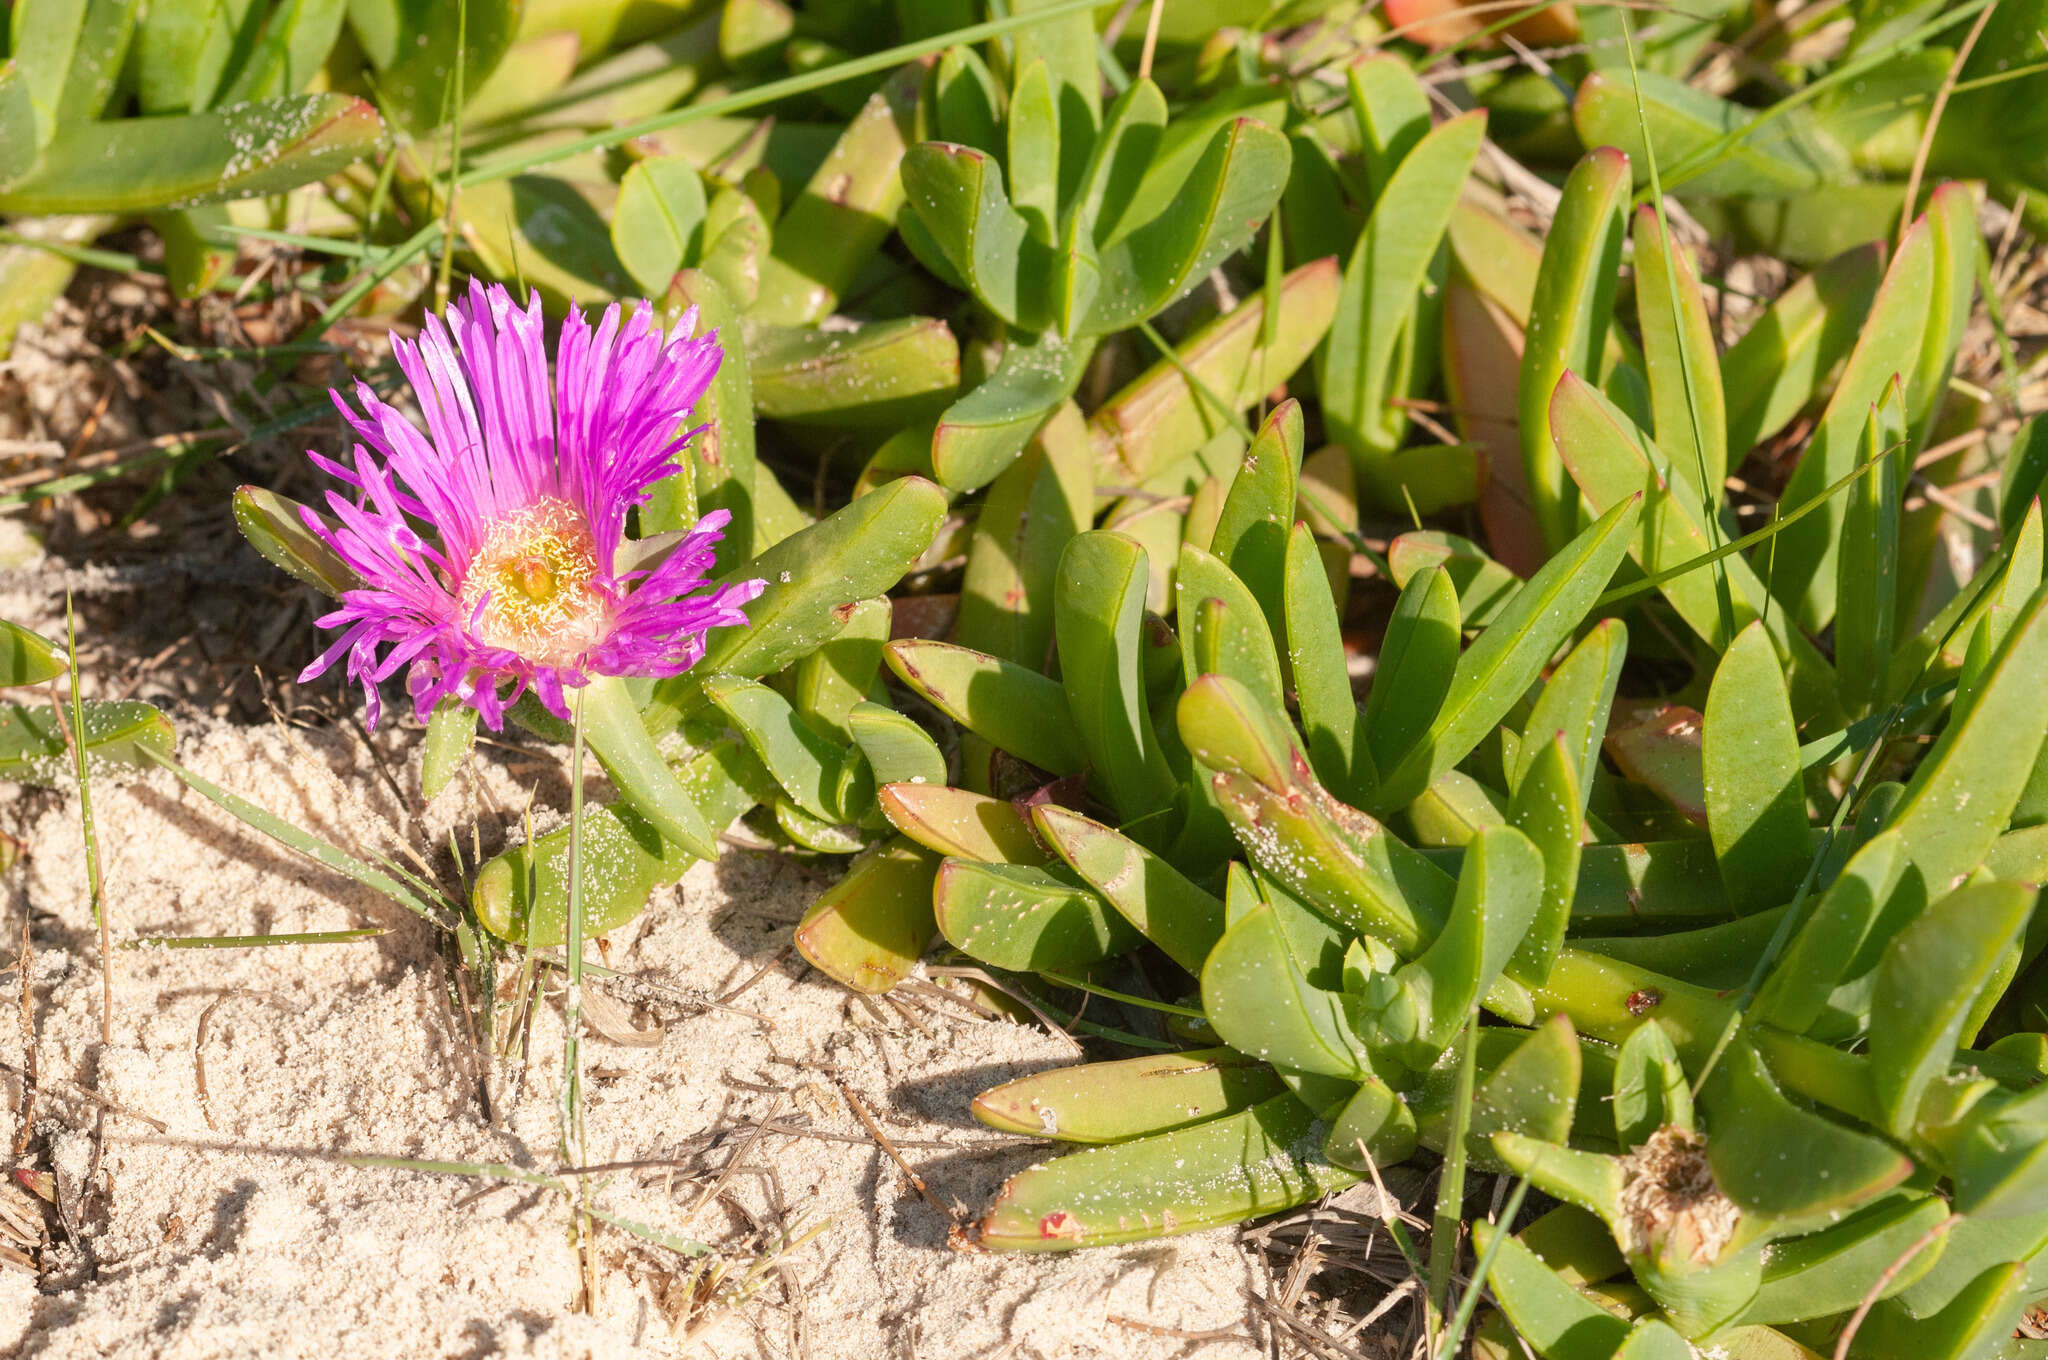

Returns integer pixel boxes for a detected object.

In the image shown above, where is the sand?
[1,714,1280,1359]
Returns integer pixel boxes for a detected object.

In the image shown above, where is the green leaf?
[1906,182,1979,446]
[792,597,890,746]
[1386,825,1544,1063]
[1633,206,1727,503]
[0,699,174,785]
[1770,216,1934,633]
[1722,241,1885,459]
[645,270,754,564]
[1285,521,1367,802]
[754,63,920,323]
[793,838,938,994]
[1474,1221,1632,1360]
[1513,617,1626,803]
[1506,736,1582,988]
[1572,68,1844,198]
[1388,530,1522,627]
[1869,880,2037,1139]
[1742,1195,1955,1325]
[1885,583,2048,893]
[703,675,858,825]
[1076,115,1291,338]
[1835,383,1906,715]
[883,639,1084,776]
[1378,496,1641,810]
[1092,258,1340,485]
[748,317,960,428]
[215,0,345,106]
[901,141,1055,331]
[847,703,946,790]
[375,0,520,135]
[1182,675,1455,955]
[0,618,66,687]
[1321,109,1486,503]
[1704,1039,1912,1220]
[420,700,477,801]
[611,157,708,295]
[1204,899,1370,1080]
[1361,566,1461,782]
[582,673,716,860]
[1177,545,1286,721]
[1704,622,1810,915]
[877,784,1049,864]
[978,1093,1356,1251]
[931,329,1093,492]
[1057,532,1178,820]
[1849,1263,2029,1360]
[1519,147,1630,553]
[649,477,947,720]
[932,858,1141,971]
[1210,400,1304,642]
[0,92,384,214]
[1751,830,1904,1035]
[1033,804,1225,975]
[1006,59,1059,240]
[971,1047,1285,1143]
[1613,1018,1692,1149]
[956,400,1093,667]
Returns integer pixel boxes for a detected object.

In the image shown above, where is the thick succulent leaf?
[1361,566,1461,782]
[754,62,920,324]
[792,598,890,746]
[1834,384,1906,715]
[1204,899,1370,1080]
[1513,617,1626,803]
[1633,206,1727,503]
[1078,116,1291,337]
[0,93,383,214]
[931,330,1093,492]
[472,737,774,946]
[978,1093,1356,1251]
[648,476,948,722]
[1869,880,2036,1139]
[0,618,66,687]
[956,401,1093,666]
[748,318,960,428]
[883,640,1084,776]
[1032,804,1224,974]
[1388,530,1522,627]
[420,700,477,801]
[1473,1220,1631,1360]
[1703,623,1810,915]
[1506,737,1582,988]
[1770,216,1933,633]
[1612,1018,1692,1149]
[971,1048,1285,1144]
[1091,258,1339,485]
[793,838,938,994]
[878,784,1049,864]
[582,673,717,860]
[646,270,754,567]
[1741,1195,1954,1326]
[215,0,346,106]
[374,0,520,134]
[703,675,858,825]
[1057,532,1178,820]
[1385,825,1543,1063]
[1848,1263,2029,1360]
[1750,830,1903,1035]
[1885,581,2048,893]
[1177,546,1286,721]
[1285,522,1367,802]
[611,157,708,295]
[1722,241,1884,458]
[1703,1039,1913,1221]
[847,704,946,790]
[0,698,175,784]
[1573,69,1845,198]
[1519,147,1630,553]
[1376,496,1640,810]
[1210,401,1304,642]
[901,142,1056,331]
[932,858,1141,971]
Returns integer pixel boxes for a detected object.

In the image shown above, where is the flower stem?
[562,685,594,1307]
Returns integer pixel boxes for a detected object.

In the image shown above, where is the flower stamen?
[458,498,607,664]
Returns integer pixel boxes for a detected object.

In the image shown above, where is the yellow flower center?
[457,499,607,663]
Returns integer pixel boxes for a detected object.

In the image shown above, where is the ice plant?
[298,280,763,730]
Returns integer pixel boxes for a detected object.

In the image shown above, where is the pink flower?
[298,281,763,728]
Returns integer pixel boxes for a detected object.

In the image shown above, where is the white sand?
[1,717,1275,1358]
